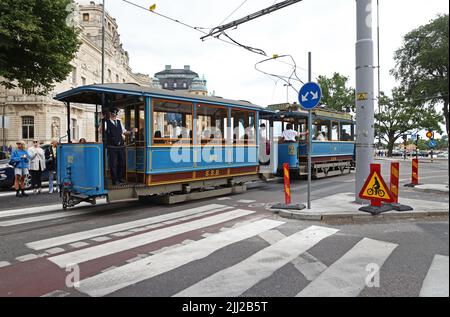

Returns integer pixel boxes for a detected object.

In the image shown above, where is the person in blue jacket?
[11,140,30,197]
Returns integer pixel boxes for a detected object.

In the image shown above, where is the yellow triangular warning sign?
[357,93,368,101]
[359,171,392,202]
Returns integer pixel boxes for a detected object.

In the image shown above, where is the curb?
[277,209,449,221]
[412,187,449,195]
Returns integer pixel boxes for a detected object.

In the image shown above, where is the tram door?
[258,117,278,175]
[123,102,146,183]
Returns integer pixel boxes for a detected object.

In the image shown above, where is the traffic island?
[274,192,449,221]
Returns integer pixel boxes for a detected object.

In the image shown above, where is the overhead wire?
[120,0,308,88]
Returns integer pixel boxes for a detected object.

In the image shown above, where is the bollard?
[390,162,399,204]
[412,158,419,185]
[390,161,414,211]
[283,163,291,205]
[271,163,305,211]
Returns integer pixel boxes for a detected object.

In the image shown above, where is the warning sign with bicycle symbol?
[359,170,393,203]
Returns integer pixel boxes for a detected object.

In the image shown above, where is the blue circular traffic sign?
[429,139,437,148]
[299,82,322,110]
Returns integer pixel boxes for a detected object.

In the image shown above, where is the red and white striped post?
[390,162,399,204]
[283,163,291,205]
[411,158,419,186]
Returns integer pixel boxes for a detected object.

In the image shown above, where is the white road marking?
[0,209,95,227]
[0,199,107,220]
[419,255,449,297]
[237,200,256,204]
[27,204,230,251]
[90,236,111,242]
[69,242,90,249]
[174,225,339,297]
[77,219,284,297]
[49,209,256,268]
[291,252,328,281]
[0,261,11,268]
[41,290,70,297]
[297,238,398,297]
[15,254,39,262]
[44,247,65,255]
[258,229,287,245]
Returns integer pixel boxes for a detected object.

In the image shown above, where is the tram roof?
[54,83,273,113]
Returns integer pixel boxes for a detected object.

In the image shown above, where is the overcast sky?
[79,0,448,130]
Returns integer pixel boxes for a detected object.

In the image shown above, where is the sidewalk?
[413,184,449,195]
[275,192,449,221]
[375,157,447,163]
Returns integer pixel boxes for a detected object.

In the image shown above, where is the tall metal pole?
[307,52,312,209]
[355,0,375,203]
[101,0,105,84]
[376,0,381,147]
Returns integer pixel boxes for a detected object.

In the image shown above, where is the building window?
[116,74,119,83]
[163,83,168,88]
[22,116,34,140]
[83,13,89,21]
[71,118,78,140]
[72,67,77,86]
[123,79,126,83]
[108,69,112,81]
[183,82,187,88]
[81,76,86,86]
[173,82,177,89]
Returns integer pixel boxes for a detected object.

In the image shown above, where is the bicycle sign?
[359,170,392,203]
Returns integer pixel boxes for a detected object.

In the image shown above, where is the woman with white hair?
[10,140,30,197]
[28,139,46,194]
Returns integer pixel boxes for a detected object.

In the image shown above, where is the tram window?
[196,104,227,145]
[274,121,283,138]
[313,120,329,141]
[231,109,256,145]
[331,122,339,141]
[153,99,193,145]
[340,123,353,141]
[124,104,145,145]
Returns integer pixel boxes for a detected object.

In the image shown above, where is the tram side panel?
[57,143,107,197]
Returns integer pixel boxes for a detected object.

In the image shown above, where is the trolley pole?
[101,0,105,85]
[307,52,312,209]
[355,0,375,203]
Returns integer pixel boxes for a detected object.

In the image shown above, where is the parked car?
[0,146,50,190]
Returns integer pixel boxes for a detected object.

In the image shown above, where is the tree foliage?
[391,14,449,136]
[0,0,80,95]
[375,88,442,156]
[317,73,355,113]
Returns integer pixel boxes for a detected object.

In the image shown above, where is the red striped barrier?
[390,162,399,204]
[283,163,291,205]
[411,158,419,185]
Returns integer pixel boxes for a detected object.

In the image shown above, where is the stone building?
[0,1,153,149]
[154,65,208,96]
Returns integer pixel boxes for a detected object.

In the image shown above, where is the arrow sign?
[299,82,322,110]
[429,140,437,148]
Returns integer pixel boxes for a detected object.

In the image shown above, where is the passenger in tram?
[341,129,351,141]
[281,124,298,143]
[314,131,327,141]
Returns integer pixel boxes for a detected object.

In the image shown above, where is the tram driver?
[104,108,137,185]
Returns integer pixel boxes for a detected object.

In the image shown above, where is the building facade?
[154,65,208,96]
[0,1,153,149]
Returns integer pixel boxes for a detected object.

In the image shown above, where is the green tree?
[317,73,355,113]
[0,0,80,95]
[375,88,442,156]
[391,14,449,136]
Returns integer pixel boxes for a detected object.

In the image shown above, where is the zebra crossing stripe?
[27,204,230,250]
[77,219,285,297]
[0,199,107,220]
[174,225,339,297]
[419,255,449,297]
[297,238,398,297]
[48,209,255,269]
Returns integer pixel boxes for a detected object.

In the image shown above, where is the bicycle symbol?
[366,177,385,197]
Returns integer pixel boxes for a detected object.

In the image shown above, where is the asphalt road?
[0,158,448,298]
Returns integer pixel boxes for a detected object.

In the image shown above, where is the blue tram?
[263,103,355,178]
[54,83,274,209]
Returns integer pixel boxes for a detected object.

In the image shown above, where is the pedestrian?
[104,108,136,185]
[28,139,46,194]
[45,139,59,193]
[11,140,30,197]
